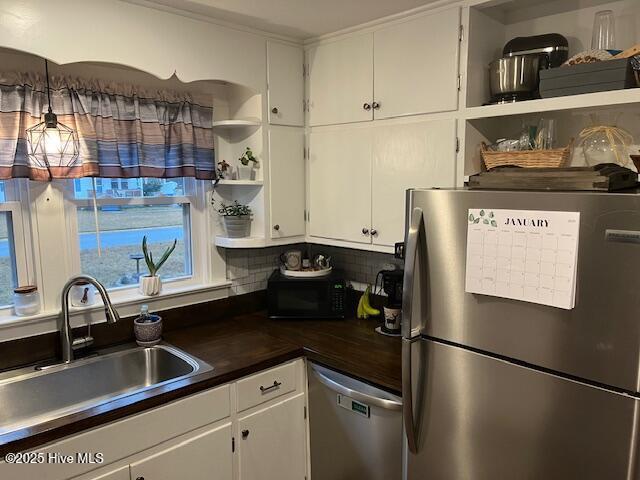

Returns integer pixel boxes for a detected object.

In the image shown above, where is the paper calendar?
[465,209,580,309]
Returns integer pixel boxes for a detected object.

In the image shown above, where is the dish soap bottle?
[133,304,163,346]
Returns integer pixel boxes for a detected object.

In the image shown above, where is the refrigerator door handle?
[402,337,420,454]
[402,206,426,339]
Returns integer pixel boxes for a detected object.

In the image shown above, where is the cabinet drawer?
[237,362,297,412]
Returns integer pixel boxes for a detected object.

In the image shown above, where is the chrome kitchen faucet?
[59,275,120,363]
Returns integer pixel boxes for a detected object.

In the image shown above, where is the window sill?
[0,280,232,342]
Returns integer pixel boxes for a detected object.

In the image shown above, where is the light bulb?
[44,127,62,154]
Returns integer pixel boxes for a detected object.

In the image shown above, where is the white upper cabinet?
[129,423,233,480]
[306,8,462,126]
[237,394,307,480]
[373,7,461,119]
[309,127,373,244]
[307,34,374,126]
[371,119,457,247]
[269,127,306,238]
[268,42,304,126]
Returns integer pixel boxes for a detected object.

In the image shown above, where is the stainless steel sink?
[0,343,212,435]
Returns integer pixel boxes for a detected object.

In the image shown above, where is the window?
[67,178,197,290]
[0,180,30,308]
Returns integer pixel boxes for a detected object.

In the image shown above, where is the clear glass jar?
[13,286,40,316]
[580,126,632,168]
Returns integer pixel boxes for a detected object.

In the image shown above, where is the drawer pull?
[259,380,282,394]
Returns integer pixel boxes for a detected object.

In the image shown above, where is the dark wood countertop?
[166,312,402,394]
[0,307,400,456]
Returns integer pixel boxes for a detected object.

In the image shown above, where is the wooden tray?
[469,163,638,191]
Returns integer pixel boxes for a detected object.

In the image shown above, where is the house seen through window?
[70,178,194,290]
[0,180,25,307]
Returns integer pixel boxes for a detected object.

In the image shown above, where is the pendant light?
[26,59,79,179]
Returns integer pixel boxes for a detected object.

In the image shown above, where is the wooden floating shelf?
[465,88,640,120]
[212,118,262,129]
[214,180,263,186]
[214,236,266,248]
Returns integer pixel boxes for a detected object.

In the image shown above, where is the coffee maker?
[378,269,403,336]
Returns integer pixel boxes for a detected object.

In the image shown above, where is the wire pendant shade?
[26,59,80,177]
[26,114,80,169]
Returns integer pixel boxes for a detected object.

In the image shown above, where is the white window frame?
[62,178,212,302]
[0,179,36,312]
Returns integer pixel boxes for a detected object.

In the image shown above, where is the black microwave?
[267,270,346,319]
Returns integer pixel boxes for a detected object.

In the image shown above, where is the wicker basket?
[481,139,574,170]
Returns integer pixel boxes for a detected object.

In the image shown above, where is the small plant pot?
[134,314,163,346]
[223,215,251,238]
[139,275,162,296]
[237,165,254,180]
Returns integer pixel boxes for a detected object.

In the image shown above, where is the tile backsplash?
[225,243,403,296]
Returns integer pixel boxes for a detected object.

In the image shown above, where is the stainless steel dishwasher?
[307,361,403,480]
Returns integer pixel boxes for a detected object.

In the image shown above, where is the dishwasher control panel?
[337,393,370,418]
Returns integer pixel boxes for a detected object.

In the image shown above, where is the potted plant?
[217,159,232,179]
[133,304,163,346]
[216,201,252,238]
[139,235,177,296]
[237,147,258,180]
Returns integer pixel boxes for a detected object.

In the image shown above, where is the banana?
[362,286,381,317]
[357,293,368,319]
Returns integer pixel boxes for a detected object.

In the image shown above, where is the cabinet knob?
[372,101,380,110]
[242,429,250,439]
[362,228,369,235]
[362,103,371,111]
[273,224,280,231]
[271,107,279,114]
[371,229,378,236]
[136,477,145,480]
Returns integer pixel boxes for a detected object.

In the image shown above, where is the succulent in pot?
[216,200,252,238]
[237,147,258,180]
[139,235,177,296]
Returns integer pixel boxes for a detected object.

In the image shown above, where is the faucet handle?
[72,335,94,351]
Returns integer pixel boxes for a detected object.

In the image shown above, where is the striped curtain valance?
[0,72,216,181]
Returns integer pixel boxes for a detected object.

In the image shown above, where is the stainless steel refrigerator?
[402,188,640,479]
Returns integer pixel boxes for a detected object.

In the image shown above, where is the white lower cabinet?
[86,466,129,480]
[1,360,308,480]
[237,394,307,480]
[129,423,233,480]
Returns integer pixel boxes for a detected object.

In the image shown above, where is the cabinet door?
[237,394,307,480]
[309,127,372,244]
[307,34,373,126]
[373,7,461,119]
[371,119,456,247]
[86,467,130,480]
[268,41,304,126]
[129,423,232,480]
[269,127,305,238]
